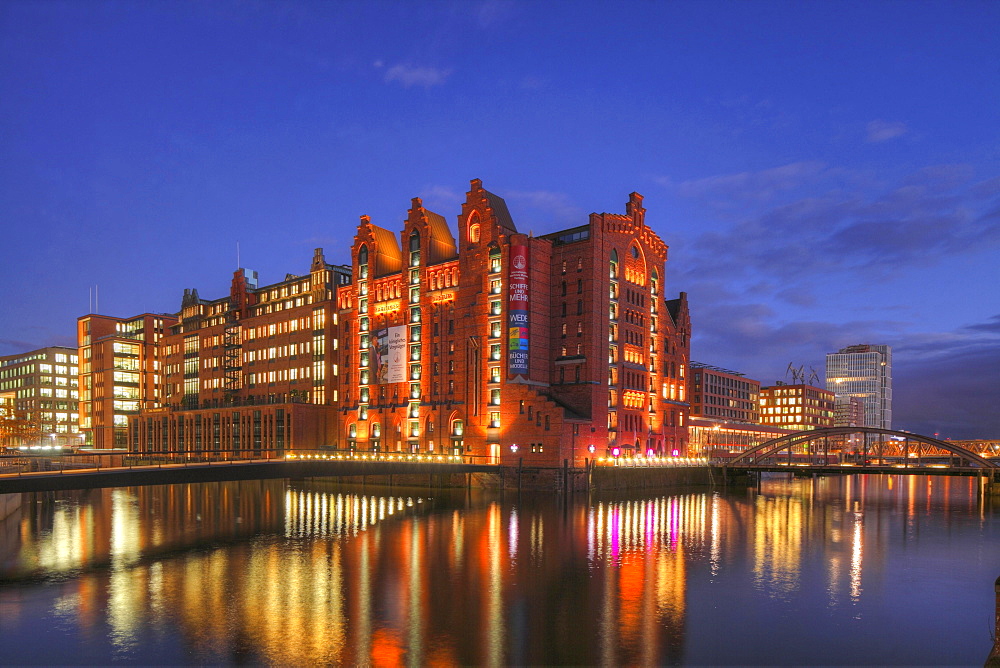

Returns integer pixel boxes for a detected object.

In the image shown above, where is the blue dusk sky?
[1,0,998,438]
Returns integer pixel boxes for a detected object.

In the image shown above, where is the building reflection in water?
[0,473,989,665]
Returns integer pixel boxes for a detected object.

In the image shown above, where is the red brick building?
[78,313,176,448]
[131,179,691,465]
[340,180,690,466]
[130,254,349,455]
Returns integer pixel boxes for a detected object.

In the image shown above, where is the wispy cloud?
[866,119,908,143]
[892,317,1000,438]
[668,162,997,285]
[507,190,586,227]
[663,161,827,204]
[475,0,516,28]
[381,63,452,88]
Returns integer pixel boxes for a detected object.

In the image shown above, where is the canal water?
[0,474,997,665]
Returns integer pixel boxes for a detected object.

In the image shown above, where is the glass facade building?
[825,344,892,430]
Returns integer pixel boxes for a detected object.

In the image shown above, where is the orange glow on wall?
[374,300,401,315]
[432,291,456,304]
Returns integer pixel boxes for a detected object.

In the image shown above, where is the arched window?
[451,419,464,436]
[610,249,619,279]
[488,244,501,273]
[358,244,369,279]
[467,212,481,243]
[409,231,421,267]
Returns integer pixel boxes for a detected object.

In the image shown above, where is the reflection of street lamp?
[50,433,56,450]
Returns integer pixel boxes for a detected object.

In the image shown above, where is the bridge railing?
[593,456,710,468]
[0,448,497,479]
[284,451,497,466]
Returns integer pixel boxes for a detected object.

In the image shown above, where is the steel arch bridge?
[721,426,1000,474]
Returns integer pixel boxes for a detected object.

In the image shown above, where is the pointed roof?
[424,209,457,264]
[483,189,517,235]
[370,224,402,277]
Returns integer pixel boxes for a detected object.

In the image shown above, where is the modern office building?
[834,395,865,428]
[825,344,892,430]
[688,417,795,456]
[689,363,760,424]
[759,383,834,430]
[78,313,177,448]
[132,179,692,464]
[0,346,81,449]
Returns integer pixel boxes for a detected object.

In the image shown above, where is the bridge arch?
[724,427,998,470]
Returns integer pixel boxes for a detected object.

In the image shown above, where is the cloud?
[475,0,516,28]
[690,304,1000,438]
[507,190,586,227]
[382,63,452,88]
[866,120,908,143]
[892,319,1000,438]
[669,162,1000,286]
[671,161,826,203]
[419,185,462,216]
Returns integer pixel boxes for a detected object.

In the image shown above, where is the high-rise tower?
[825,344,892,430]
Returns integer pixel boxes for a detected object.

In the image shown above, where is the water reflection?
[0,474,996,665]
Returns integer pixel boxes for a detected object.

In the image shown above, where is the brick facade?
[131,180,691,465]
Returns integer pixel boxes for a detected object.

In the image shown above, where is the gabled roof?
[484,190,517,235]
[424,209,457,264]
[371,224,402,277]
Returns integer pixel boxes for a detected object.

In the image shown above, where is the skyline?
[2,1,998,438]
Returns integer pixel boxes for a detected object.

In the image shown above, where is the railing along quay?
[0,449,498,494]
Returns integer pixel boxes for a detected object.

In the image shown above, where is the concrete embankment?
[297,466,714,493]
[0,493,21,522]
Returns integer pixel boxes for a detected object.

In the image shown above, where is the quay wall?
[0,493,21,522]
[299,466,714,492]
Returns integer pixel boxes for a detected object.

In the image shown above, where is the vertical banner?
[507,244,530,379]
[373,328,389,383]
[387,325,407,383]
[374,325,408,383]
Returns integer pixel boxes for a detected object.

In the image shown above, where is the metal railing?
[0,448,498,480]
[593,456,710,468]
